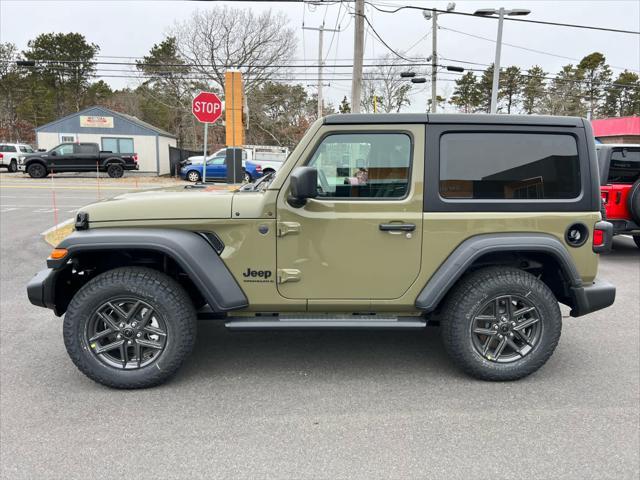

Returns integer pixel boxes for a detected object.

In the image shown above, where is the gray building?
[35,106,177,175]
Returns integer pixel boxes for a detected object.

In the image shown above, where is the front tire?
[27,163,47,178]
[9,160,17,172]
[63,267,197,389]
[107,164,124,178]
[441,267,562,381]
[186,170,201,182]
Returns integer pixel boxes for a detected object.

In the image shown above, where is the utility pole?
[351,0,365,113]
[431,12,438,113]
[303,23,340,119]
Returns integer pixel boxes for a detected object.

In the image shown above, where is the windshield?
[20,145,34,153]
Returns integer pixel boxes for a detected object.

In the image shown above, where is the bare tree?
[172,6,296,92]
[361,55,412,113]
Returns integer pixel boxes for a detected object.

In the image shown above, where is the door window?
[53,144,74,156]
[307,133,412,199]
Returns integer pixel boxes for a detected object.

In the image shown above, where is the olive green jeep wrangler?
[28,114,616,388]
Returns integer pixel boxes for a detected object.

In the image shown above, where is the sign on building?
[80,115,114,128]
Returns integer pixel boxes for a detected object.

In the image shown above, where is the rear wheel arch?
[415,233,581,314]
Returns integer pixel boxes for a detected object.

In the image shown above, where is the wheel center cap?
[500,324,510,333]
[122,328,134,338]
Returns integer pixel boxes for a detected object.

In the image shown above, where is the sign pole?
[202,122,208,184]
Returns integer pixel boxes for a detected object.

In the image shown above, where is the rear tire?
[441,266,562,381]
[27,163,47,178]
[107,164,124,178]
[63,267,197,389]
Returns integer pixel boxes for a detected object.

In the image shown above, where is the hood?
[80,185,236,223]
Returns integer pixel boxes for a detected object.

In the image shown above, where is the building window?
[60,135,76,143]
[439,132,581,200]
[307,132,412,199]
[101,137,134,153]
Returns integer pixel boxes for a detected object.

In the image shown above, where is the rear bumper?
[569,278,616,317]
[608,219,640,235]
[27,268,58,312]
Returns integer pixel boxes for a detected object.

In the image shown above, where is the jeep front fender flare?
[415,233,581,313]
[52,228,248,312]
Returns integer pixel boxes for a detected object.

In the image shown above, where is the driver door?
[276,125,425,302]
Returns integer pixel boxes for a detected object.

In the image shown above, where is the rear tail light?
[592,221,613,254]
[593,229,604,247]
[255,164,262,172]
[0,153,3,160]
[601,191,608,204]
[132,154,138,163]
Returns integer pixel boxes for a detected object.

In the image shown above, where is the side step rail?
[225,315,427,330]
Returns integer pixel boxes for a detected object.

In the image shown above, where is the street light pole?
[431,12,438,113]
[474,7,531,115]
[490,7,505,114]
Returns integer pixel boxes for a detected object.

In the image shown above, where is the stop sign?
[192,91,222,123]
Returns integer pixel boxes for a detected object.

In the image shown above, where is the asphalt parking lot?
[0,172,638,479]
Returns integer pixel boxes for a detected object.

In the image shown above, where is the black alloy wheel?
[470,295,542,363]
[27,163,47,178]
[85,298,168,369]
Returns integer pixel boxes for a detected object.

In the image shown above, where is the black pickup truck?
[19,143,139,178]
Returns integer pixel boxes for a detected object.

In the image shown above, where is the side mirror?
[288,166,318,208]
[50,151,57,156]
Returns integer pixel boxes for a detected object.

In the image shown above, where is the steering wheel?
[317,168,330,194]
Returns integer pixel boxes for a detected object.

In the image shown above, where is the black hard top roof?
[323,113,584,127]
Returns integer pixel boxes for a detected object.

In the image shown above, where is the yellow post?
[373,95,377,113]
[225,70,245,147]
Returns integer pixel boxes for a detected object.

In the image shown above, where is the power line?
[365,1,640,35]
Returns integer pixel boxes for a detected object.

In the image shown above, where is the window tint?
[307,133,412,199]
[608,148,640,184]
[0,145,17,152]
[440,133,580,200]
[19,146,33,153]
[75,144,97,154]
[101,137,134,154]
[53,144,74,156]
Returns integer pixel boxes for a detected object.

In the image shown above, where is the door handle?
[379,223,416,232]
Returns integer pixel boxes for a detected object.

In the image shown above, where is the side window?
[439,132,581,200]
[101,138,134,153]
[19,146,34,153]
[0,145,17,152]
[53,144,74,156]
[307,132,412,199]
[74,144,97,154]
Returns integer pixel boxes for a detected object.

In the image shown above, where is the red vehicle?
[597,144,640,249]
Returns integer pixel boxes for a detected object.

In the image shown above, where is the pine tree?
[521,66,547,114]
[477,65,495,113]
[543,64,585,116]
[499,66,522,114]
[603,70,640,117]
[450,72,480,113]
[576,52,612,118]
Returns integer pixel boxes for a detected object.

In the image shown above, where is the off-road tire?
[9,160,17,172]
[107,163,124,178]
[63,267,197,389]
[441,266,562,381]
[186,170,201,182]
[628,179,640,225]
[27,162,47,178]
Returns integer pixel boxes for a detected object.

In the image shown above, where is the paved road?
[1,176,638,479]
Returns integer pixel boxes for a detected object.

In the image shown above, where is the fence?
[168,146,201,177]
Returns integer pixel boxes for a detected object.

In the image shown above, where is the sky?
[1,0,639,113]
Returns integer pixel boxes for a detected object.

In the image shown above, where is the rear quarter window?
[439,132,581,200]
[608,149,640,184]
[0,145,17,152]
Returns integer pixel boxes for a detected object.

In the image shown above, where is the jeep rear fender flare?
[415,233,582,312]
[53,228,248,312]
